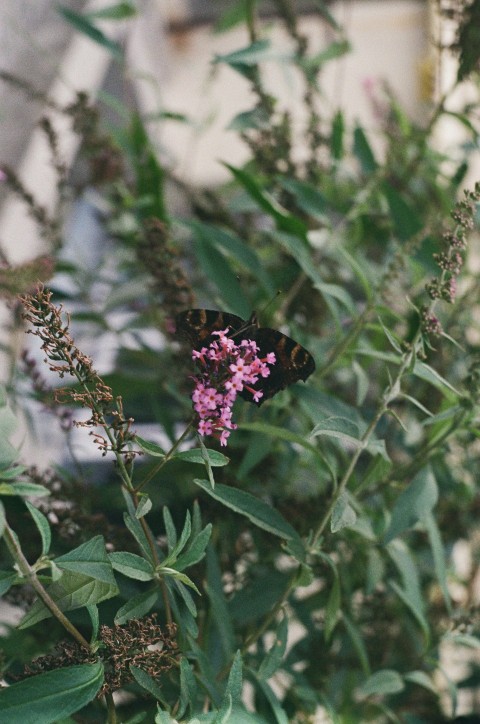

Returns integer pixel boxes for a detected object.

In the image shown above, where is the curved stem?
[135,420,195,493]
[4,522,90,650]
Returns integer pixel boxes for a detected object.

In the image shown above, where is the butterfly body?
[175,308,315,405]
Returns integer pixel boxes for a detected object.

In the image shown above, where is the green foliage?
[2,2,480,722]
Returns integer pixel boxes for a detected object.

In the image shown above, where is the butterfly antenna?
[258,290,282,318]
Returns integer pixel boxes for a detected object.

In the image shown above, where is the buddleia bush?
[2,1,480,722]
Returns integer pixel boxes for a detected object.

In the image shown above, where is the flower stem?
[4,522,91,650]
[135,420,195,492]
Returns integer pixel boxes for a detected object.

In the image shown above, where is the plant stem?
[135,420,195,492]
[4,522,91,650]
[105,692,117,724]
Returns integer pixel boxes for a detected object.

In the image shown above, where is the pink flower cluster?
[191,328,275,446]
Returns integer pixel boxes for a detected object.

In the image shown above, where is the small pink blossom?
[189,327,275,446]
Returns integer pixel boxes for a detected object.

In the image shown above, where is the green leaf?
[258,614,288,680]
[175,524,212,571]
[342,614,370,676]
[183,221,273,295]
[206,546,235,663]
[353,125,377,173]
[384,467,438,542]
[57,6,122,58]
[25,501,51,556]
[228,107,271,131]
[382,182,423,241]
[331,110,345,160]
[239,422,321,457]
[214,39,292,67]
[135,494,152,519]
[194,234,250,315]
[404,670,437,694]
[194,479,300,541]
[301,39,350,73]
[278,178,328,218]
[124,511,155,563]
[413,361,461,396]
[224,164,307,237]
[249,677,289,724]
[86,604,99,643]
[86,2,136,20]
[174,448,230,467]
[130,666,167,703]
[331,492,357,533]
[0,482,50,497]
[0,662,104,724]
[19,571,119,628]
[163,507,177,552]
[358,669,405,697]
[225,651,243,706]
[178,657,197,719]
[324,572,341,641]
[135,436,165,457]
[109,551,154,581]
[424,511,452,614]
[311,416,361,447]
[55,536,117,584]
[114,589,158,625]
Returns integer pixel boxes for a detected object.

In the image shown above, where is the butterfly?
[175,308,315,406]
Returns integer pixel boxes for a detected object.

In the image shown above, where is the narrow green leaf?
[178,657,197,719]
[174,448,229,467]
[86,2,136,20]
[353,125,377,173]
[109,551,154,581]
[278,178,328,218]
[358,669,405,697]
[0,482,50,497]
[424,511,452,614]
[55,536,117,584]
[130,666,167,703]
[342,614,370,676]
[135,436,165,457]
[239,422,320,457]
[194,479,299,541]
[214,39,292,66]
[135,494,152,519]
[413,361,461,395]
[19,571,119,628]
[194,234,250,315]
[311,416,361,447]
[175,524,212,571]
[225,651,243,705]
[382,182,422,241]
[0,662,104,724]
[384,467,438,543]
[0,500,6,538]
[172,578,198,616]
[331,110,345,160]
[57,6,122,58]
[224,163,307,237]
[249,676,289,724]
[115,589,158,624]
[124,511,154,563]
[404,670,437,694]
[325,573,341,640]
[163,507,177,552]
[25,501,51,556]
[161,567,200,594]
[258,614,288,680]
[206,546,235,663]
[331,493,357,533]
[86,604,99,643]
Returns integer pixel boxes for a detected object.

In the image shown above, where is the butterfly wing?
[175,309,247,347]
[176,309,315,406]
[241,328,316,406]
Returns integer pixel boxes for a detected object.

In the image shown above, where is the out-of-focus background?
[0,0,461,264]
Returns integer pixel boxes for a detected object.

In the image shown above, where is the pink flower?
[188,327,275,446]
